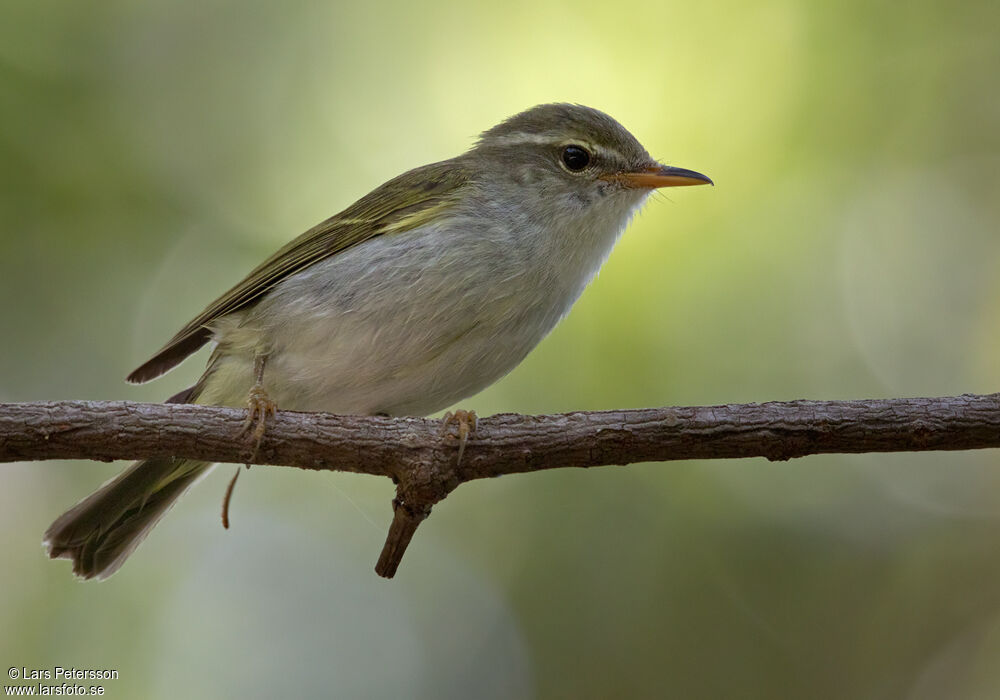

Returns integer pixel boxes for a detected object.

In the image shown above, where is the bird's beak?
[607,164,714,189]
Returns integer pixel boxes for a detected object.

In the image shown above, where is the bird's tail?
[44,457,212,580]
[44,385,212,580]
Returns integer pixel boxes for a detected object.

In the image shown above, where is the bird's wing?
[127,159,471,383]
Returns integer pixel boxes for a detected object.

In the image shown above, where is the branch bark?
[4,394,1000,576]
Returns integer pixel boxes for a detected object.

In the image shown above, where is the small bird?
[44,103,712,579]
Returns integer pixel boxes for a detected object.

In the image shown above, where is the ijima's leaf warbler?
[44,103,712,579]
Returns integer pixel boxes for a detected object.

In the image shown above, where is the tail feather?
[45,457,211,580]
[45,381,215,580]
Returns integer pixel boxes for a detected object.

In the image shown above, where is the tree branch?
[4,394,1000,576]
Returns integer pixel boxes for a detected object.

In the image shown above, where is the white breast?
[199,189,650,416]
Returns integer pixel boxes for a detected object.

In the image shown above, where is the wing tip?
[126,330,212,385]
[126,362,164,385]
[126,370,149,385]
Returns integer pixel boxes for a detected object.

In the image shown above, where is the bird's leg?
[226,355,276,528]
[439,409,478,465]
[240,353,277,454]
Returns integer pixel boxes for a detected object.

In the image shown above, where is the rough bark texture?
[4,394,1000,576]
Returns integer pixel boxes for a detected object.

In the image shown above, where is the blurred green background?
[3,0,1000,697]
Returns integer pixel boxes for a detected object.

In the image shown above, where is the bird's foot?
[241,384,277,455]
[439,409,478,465]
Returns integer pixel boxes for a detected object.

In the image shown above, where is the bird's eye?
[561,145,591,171]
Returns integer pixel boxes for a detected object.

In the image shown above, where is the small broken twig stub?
[3,394,1000,577]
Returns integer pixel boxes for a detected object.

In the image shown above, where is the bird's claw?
[440,409,478,465]
[241,384,277,456]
